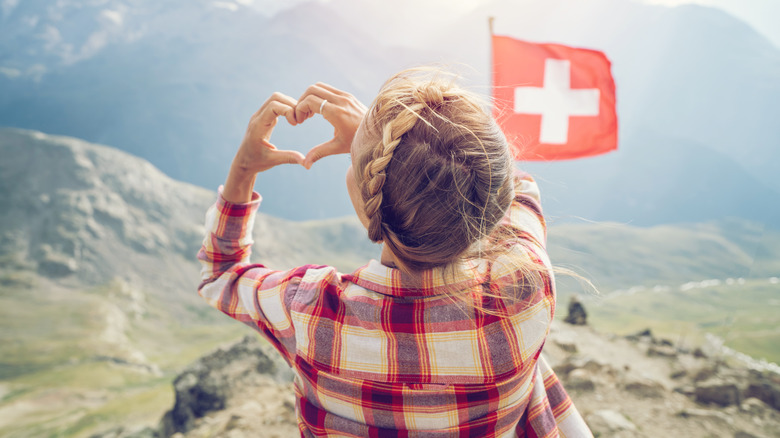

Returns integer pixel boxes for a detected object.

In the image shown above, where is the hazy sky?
[240,0,778,47]
[638,0,778,46]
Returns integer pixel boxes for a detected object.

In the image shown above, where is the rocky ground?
[90,302,780,438]
[544,322,779,437]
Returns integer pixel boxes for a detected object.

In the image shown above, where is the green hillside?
[584,278,780,365]
[548,219,780,293]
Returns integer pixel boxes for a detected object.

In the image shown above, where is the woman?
[198,68,592,437]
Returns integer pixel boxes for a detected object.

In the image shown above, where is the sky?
[641,0,780,46]
[200,0,780,48]
[290,0,779,48]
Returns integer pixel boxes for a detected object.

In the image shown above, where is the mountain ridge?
[1,0,777,225]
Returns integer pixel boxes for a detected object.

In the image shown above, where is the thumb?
[303,140,338,170]
[273,149,306,166]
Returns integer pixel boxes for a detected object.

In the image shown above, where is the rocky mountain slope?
[91,312,780,438]
[0,127,378,289]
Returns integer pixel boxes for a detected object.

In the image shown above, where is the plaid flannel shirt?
[198,172,592,437]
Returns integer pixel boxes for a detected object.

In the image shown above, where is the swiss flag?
[492,35,618,160]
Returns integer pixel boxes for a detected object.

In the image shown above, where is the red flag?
[492,35,618,160]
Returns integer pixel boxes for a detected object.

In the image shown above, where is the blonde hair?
[353,68,552,308]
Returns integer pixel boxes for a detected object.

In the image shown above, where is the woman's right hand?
[295,83,367,169]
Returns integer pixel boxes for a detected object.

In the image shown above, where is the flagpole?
[488,17,495,116]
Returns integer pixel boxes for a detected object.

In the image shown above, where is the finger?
[295,94,329,124]
[295,84,342,122]
[315,82,351,97]
[261,100,297,128]
[303,140,341,169]
[266,92,298,126]
[270,149,306,166]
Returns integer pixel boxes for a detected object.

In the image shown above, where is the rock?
[692,365,719,382]
[648,344,678,358]
[553,339,578,354]
[89,426,159,438]
[678,408,734,425]
[556,355,612,377]
[733,432,761,438]
[695,379,741,407]
[625,328,653,342]
[625,378,666,398]
[670,363,688,379]
[160,336,289,436]
[743,370,780,411]
[586,410,637,435]
[565,368,596,391]
[740,397,770,416]
[563,295,587,325]
[674,385,697,397]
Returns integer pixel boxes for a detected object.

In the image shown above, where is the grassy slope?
[548,219,780,365]
[0,275,247,438]
[581,278,780,364]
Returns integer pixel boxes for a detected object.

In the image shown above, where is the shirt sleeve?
[500,169,547,249]
[196,188,303,364]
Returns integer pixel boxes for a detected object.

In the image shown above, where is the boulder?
[624,378,666,398]
[565,368,596,391]
[743,370,780,411]
[647,344,678,358]
[625,328,653,342]
[740,397,770,417]
[695,379,741,407]
[586,410,637,436]
[553,338,578,354]
[160,336,289,436]
[692,365,719,383]
[563,296,587,325]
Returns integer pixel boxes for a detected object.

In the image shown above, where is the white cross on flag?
[492,35,618,160]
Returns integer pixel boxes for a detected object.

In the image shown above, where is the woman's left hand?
[223,92,306,203]
[232,92,306,174]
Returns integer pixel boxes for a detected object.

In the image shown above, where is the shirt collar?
[343,259,489,298]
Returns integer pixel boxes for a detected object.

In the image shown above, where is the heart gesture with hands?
[294,82,368,169]
[222,84,367,203]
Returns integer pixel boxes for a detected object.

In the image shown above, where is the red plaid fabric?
[198,173,592,437]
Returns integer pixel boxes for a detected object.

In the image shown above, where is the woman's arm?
[198,86,366,359]
[503,170,547,249]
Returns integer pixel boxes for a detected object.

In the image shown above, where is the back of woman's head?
[354,68,515,273]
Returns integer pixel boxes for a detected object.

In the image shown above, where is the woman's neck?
[380,244,399,269]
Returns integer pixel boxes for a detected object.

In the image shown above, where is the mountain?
[0,127,378,287]
[1,0,778,225]
[0,0,431,220]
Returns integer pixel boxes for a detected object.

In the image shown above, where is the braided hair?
[354,68,516,274]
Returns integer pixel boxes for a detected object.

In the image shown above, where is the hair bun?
[415,84,445,106]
